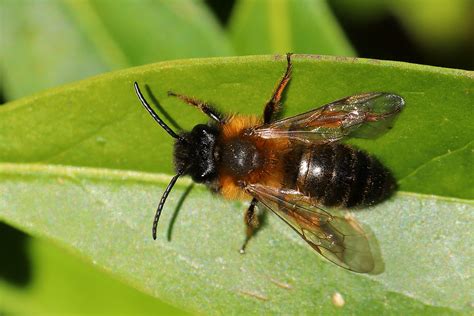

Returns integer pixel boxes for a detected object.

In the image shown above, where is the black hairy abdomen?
[286,144,396,208]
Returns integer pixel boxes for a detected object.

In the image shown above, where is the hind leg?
[263,53,293,123]
[240,198,260,254]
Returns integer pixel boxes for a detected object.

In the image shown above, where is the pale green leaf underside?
[0,163,471,314]
[0,237,187,315]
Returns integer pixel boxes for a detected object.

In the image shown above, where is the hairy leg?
[240,198,260,254]
[168,91,223,123]
[263,53,293,123]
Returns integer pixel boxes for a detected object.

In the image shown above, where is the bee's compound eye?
[184,124,219,183]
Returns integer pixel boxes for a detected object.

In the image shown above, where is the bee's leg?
[263,53,293,123]
[167,91,223,123]
[240,198,260,254]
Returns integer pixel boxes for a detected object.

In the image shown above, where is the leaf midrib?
[267,0,291,52]
[1,162,471,204]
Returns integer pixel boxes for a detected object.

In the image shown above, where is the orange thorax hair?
[216,115,289,200]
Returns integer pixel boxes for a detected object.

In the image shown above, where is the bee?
[134,54,404,273]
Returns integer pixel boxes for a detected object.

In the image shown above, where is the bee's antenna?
[134,82,181,140]
[152,170,183,240]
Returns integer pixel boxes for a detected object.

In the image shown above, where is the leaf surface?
[0,0,232,99]
[1,55,471,198]
[229,0,355,55]
[0,163,471,314]
[0,236,188,315]
[1,55,473,313]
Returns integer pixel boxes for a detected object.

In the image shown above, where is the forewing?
[253,92,404,143]
[246,183,375,273]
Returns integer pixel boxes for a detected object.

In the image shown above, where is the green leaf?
[1,55,471,198]
[0,0,232,99]
[0,237,188,315]
[228,0,355,56]
[328,0,387,21]
[0,1,229,313]
[389,0,472,49]
[84,0,232,64]
[1,55,472,313]
[0,164,471,314]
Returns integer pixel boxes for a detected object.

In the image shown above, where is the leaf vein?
[39,110,135,163]
[398,140,473,183]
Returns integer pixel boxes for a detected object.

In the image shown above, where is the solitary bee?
[134,54,404,273]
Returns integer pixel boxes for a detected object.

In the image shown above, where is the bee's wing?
[253,93,404,143]
[246,183,375,273]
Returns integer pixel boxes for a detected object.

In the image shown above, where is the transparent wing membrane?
[246,183,375,273]
[253,93,405,143]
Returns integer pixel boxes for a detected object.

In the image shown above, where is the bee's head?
[174,124,218,183]
[133,82,222,239]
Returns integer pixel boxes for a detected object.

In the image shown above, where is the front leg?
[240,198,260,254]
[167,91,223,123]
[263,53,293,124]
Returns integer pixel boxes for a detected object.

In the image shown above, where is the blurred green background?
[1,0,472,315]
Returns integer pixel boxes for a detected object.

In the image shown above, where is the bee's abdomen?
[291,144,396,208]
